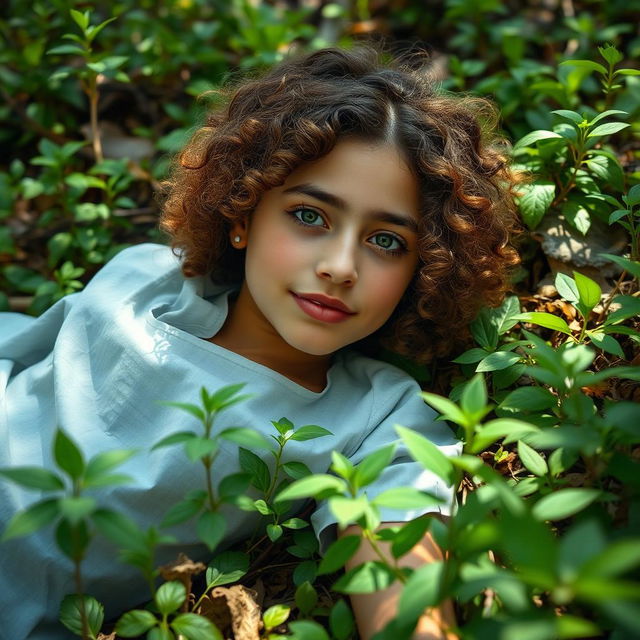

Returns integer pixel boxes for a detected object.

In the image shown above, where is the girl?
[0,47,519,639]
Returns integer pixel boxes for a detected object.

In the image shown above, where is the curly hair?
[160,46,521,363]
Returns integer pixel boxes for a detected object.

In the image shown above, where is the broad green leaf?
[516,182,556,229]
[92,509,144,550]
[2,498,59,540]
[148,626,174,640]
[604,295,640,325]
[207,383,249,412]
[267,524,282,542]
[514,130,563,149]
[288,620,330,640]
[373,487,442,510]
[263,604,291,629]
[395,426,455,484]
[329,599,355,640]
[47,44,86,56]
[0,467,64,491]
[55,518,89,560]
[289,425,333,441]
[354,444,396,489]
[275,475,346,502]
[573,271,601,311]
[331,451,354,480]
[207,550,250,587]
[587,122,630,138]
[282,461,312,480]
[59,594,104,637]
[238,447,271,492]
[563,200,591,235]
[471,419,540,453]
[627,184,640,206]
[396,562,444,630]
[600,253,640,279]
[172,613,222,640]
[615,68,640,76]
[419,392,467,426]
[184,437,218,462]
[328,496,369,527]
[460,373,487,415]
[470,309,499,349]
[54,429,84,480]
[151,431,197,451]
[155,581,186,616]
[476,351,521,372]
[218,427,270,449]
[115,610,158,636]
[588,332,624,358]
[281,517,308,529]
[295,581,318,615]
[218,472,251,499]
[499,386,557,412]
[160,497,202,528]
[514,312,572,334]
[59,496,96,525]
[552,109,584,124]
[69,8,90,31]
[197,511,226,551]
[517,440,548,477]
[391,516,432,559]
[452,348,488,364]
[318,535,361,575]
[555,272,580,303]
[333,561,396,594]
[559,59,607,74]
[589,109,628,126]
[579,539,640,579]
[533,489,600,521]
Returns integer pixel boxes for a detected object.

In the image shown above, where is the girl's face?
[231,139,421,359]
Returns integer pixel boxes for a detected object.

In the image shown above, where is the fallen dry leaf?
[197,585,261,640]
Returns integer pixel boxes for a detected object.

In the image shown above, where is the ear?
[229,219,248,249]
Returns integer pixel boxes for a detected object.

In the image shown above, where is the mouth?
[291,292,356,323]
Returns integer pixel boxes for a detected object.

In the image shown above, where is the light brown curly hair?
[160,46,521,363]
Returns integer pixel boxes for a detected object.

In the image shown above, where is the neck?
[208,289,332,393]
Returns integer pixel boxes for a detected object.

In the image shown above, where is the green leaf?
[281,517,308,529]
[0,466,65,491]
[218,427,270,449]
[600,253,640,279]
[207,551,250,587]
[92,508,144,550]
[333,561,396,594]
[275,474,346,502]
[552,109,584,124]
[373,488,443,510]
[559,59,607,74]
[354,444,396,489]
[151,431,198,451]
[419,392,467,426]
[263,604,291,629]
[471,419,540,453]
[329,599,355,640]
[587,122,630,138]
[272,417,294,435]
[627,184,640,206]
[207,383,250,412]
[514,130,563,149]
[555,272,580,303]
[2,498,59,540]
[476,351,522,372]
[514,312,572,334]
[391,517,432,558]
[470,309,499,349]
[289,425,333,441]
[161,497,203,528]
[172,612,222,640]
[267,523,283,542]
[238,447,271,492]
[563,200,591,235]
[395,426,455,484]
[573,271,601,311]
[608,209,629,224]
[155,581,186,616]
[161,402,205,423]
[396,562,444,632]
[517,182,556,229]
[579,538,640,579]
[148,626,174,640]
[59,594,104,637]
[499,386,557,412]
[318,535,361,575]
[84,449,136,487]
[116,610,158,636]
[452,348,488,364]
[288,620,330,640]
[517,441,548,477]
[604,296,640,325]
[47,44,86,56]
[70,8,90,31]
[589,109,628,125]
[460,373,487,415]
[295,581,318,615]
[533,489,601,521]
[328,496,369,527]
[282,461,312,480]
[59,496,96,525]
[54,428,84,480]
[615,68,640,76]
[184,437,218,462]
[588,332,625,358]
[197,511,226,551]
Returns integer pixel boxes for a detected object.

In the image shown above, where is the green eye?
[293,208,323,226]
[372,233,401,251]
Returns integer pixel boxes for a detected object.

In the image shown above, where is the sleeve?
[311,365,462,552]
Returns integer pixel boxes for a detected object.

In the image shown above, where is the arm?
[340,519,458,640]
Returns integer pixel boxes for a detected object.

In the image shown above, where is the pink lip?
[291,292,355,323]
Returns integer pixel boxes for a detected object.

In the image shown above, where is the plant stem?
[74,558,90,640]
[87,74,103,164]
[363,528,407,585]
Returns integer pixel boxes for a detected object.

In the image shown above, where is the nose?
[316,237,358,285]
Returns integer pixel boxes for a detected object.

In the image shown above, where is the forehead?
[278,139,420,221]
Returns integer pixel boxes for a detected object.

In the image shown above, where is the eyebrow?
[282,183,419,234]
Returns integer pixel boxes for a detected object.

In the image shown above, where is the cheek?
[368,266,414,314]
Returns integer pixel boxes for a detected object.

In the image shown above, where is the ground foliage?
[0,1,639,639]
